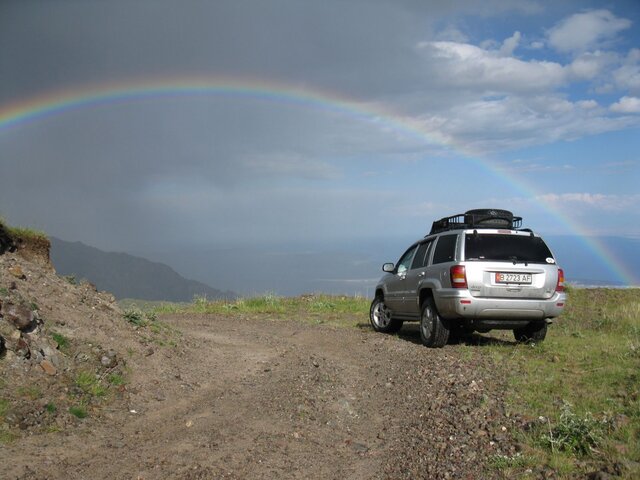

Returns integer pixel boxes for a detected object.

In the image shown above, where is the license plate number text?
[495,272,532,284]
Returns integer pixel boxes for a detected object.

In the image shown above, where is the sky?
[1,0,639,291]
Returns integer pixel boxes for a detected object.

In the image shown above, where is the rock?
[0,334,5,357]
[8,265,26,280]
[1,302,36,331]
[16,338,31,359]
[40,359,57,375]
[30,348,44,364]
[587,471,612,480]
[352,442,369,454]
[100,350,118,368]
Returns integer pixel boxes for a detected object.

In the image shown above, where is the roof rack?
[428,209,523,235]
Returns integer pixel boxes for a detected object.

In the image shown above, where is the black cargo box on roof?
[428,209,522,235]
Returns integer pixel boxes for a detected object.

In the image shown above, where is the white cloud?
[418,40,566,92]
[568,51,617,80]
[547,9,632,54]
[412,94,636,153]
[610,96,640,114]
[536,193,640,211]
[577,100,599,109]
[612,49,640,92]
[499,31,521,56]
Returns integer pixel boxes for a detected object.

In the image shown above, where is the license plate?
[495,272,532,284]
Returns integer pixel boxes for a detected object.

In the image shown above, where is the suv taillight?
[450,265,468,289]
[556,268,565,292]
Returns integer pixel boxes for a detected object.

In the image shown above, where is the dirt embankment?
[1,236,517,479]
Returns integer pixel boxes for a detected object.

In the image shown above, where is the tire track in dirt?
[4,314,514,479]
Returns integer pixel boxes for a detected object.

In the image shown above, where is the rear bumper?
[434,289,566,321]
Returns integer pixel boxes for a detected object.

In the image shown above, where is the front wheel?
[514,322,547,343]
[420,298,449,348]
[370,297,403,333]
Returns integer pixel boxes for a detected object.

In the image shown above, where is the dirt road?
[4,314,515,479]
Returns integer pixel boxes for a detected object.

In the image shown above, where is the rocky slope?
[0,228,146,441]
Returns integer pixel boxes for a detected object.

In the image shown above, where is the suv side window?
[432,234,457,264]
[411,240,433,270]
[396,245,418,274]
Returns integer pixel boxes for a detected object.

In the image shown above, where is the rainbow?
[0,75,636,285]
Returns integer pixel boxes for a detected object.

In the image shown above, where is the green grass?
[0,429,17,444]
[0,399,15,444]
[122,308,158,327]
[485,287,640,478]
[107,373,126,387]
[0,398,9,418]
[4,225,48,242]
[51,332,70,351]
[68,406,88,419]
[149,293,371,328]
[75,371,107,397]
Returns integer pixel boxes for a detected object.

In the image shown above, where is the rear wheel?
[370,297,403,334]
[514,322,547,343]
[419,298,449,348]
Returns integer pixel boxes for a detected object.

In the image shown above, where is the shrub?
[540,402,605,456]
[68,406,87,419]
[123,309,147,326]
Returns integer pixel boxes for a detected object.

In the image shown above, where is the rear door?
[401,239,435,315]
[462,231,558,299]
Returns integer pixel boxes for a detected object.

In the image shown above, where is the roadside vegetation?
[484,287,640,478]
[0,217,47,243]
[132,287,639,478]
[131,293,372,328]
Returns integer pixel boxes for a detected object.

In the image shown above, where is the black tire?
[369,297,403,334]
[514,322,547,343]
[419,298,449,348]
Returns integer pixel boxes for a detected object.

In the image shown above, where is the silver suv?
[370,209,566,347]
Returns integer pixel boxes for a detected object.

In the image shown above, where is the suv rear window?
[464,233,553,263]
[432,234,457,264]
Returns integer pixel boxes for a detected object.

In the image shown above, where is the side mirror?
[382,263,395,273]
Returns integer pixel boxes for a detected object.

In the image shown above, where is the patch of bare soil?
[1,250,518,479]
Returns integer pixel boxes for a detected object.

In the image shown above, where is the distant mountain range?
[50,237,236,302]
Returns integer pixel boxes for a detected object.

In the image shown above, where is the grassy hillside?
[143,288,640,478]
